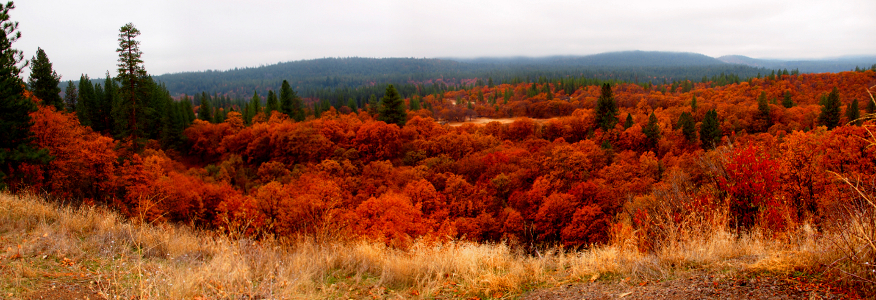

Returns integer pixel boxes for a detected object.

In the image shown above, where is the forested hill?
[452,51,726,66]
[154,57,495,97]
[149,51,769,99]
[717,55,876,73]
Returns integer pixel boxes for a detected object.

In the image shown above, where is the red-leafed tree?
[719,144,780,230]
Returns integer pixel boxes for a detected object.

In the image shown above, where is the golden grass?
[0,191,836,299]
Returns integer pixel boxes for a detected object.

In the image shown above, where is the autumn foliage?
[12,70,876,249]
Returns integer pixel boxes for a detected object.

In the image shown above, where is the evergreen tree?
[161,98,185,149]
[782,90,795,108]
[347,98,358,111]
[249,90,260,121]
[214,107,225,123]
[27,47,62,109]
[642,111,661,149]
[477,89,484,103]
[114,22,149,148]
[488,77,493,88]
[63,80,77,112]
[409,95,421,111]
[846,98,861,126]
[595,83,618,131]
[92,83,105,129]
[866,97,876,114]
[691,95,697,111]
[198,92,213,122]
[76,75,94,126]
[265,90,278,116]
[94,74,117,134]
[623,112,633,129]
[678,111,696,142]
[378,84,407,126]
[140,77,163,140]
[180,94,195,125]
[756,91,771,132]
[367,94,378,116]
[0,1,50,188]
[279,79,303,121]
[818,87,842,130]
[700,109,721,149]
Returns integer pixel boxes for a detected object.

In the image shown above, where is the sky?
[14,0,876,80]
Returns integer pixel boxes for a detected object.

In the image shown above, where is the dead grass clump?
[0,191,834,299]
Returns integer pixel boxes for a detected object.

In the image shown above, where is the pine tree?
[409,95,421,111]
[347,98,358,111]
[782,90,795,108]
[63,80,77,112]
[198,92,213,122]
[642,111,661,149]
[846,98,861,126]
[0,1,50,188]
[623,113,633,129]
[595,83,618,131]
[866,97,876,114]
[94,74,117,134]
[367,94,378,116]
[691,95,697,111]
[77,75,94,126]
[378,84,407,126]
[180,94,195,125]
[249,90,260,121]
[700,109,721,149]
[264,90,278,116]
[161,98,185,149]
[27,47,62,110]
[214,107,225,123]
[279,79,303,121]
[678,112,696,142]
[114,23,148,148]
[818,87,842,130]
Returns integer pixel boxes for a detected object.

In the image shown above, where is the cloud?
[15,0,876,80]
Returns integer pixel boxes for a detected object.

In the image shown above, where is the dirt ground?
[522,272,857,300]
[444,117,552,127]
[24,282,105,300]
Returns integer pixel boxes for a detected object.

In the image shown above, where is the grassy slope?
[0,191,842,299]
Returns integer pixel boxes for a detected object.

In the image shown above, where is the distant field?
[445,117,553,126]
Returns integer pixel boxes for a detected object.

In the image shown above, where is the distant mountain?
[145,52,767,98]
[717,55,876,73]
[453,51,727,67]
[64,50,874,100]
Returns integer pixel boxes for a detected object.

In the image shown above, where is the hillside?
[12,63,876,298]
[718,54,876,73]
[455,51,727,67]
[140,51,769,99]
[0,191,855,299]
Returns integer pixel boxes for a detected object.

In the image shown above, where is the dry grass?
[0,191,837,299]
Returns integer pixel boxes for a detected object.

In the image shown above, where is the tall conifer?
[378,84,407,126]
[0,1,50,188]
[114,23,148,148]
[595,83,618,131]
[27,47,62,109]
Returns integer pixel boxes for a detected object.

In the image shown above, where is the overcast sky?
[14,0,876,80]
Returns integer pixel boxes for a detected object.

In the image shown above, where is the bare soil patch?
[25,282,105,300]
[445,117,554,126]
[522,271,856,300]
